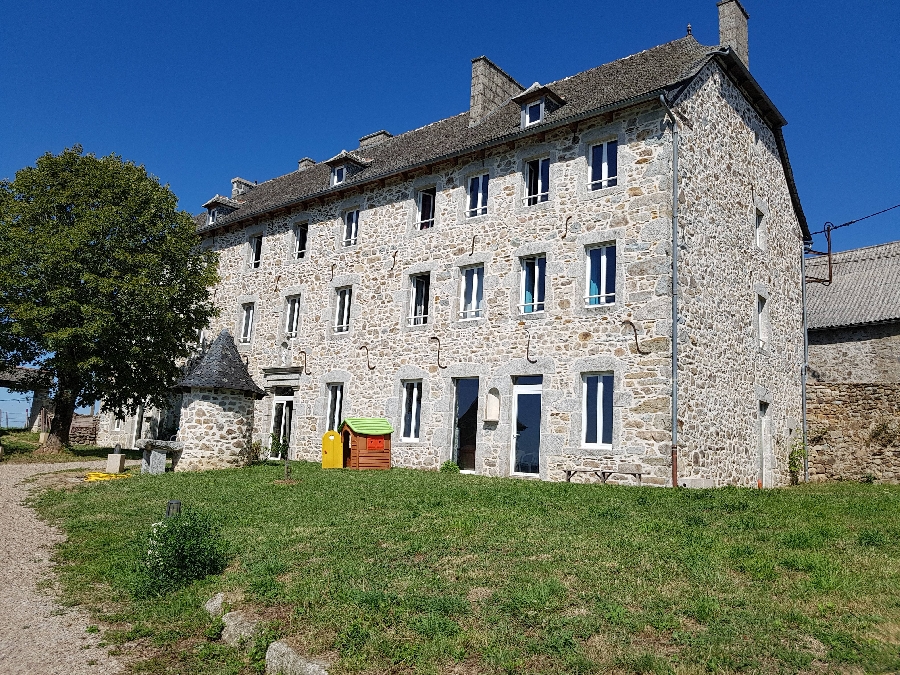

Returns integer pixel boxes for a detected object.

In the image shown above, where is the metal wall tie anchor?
[298,350,312,375]
[622,319,650,355]
[359,344,376,370]
[429,336,447,369]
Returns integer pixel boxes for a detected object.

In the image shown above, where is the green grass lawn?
[0,428,140,464]
[33,462,900,674]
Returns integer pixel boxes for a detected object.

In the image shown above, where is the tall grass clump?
[133,509,227,597]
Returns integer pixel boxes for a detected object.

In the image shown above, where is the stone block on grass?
[106,453,126,474]
[221,611,261,647]
[266,640,329,675]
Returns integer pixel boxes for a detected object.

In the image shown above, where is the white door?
[269,395,294,460]
[511,377,543,475]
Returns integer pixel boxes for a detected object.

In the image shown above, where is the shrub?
[439,460,460,473]
[788,437,806,485]
[133,509,227,597]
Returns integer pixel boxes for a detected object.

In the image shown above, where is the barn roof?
[806,241,900,330]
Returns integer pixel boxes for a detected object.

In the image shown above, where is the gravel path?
[0,461,124,675]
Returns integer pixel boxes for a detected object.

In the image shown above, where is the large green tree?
[0,146,218,451]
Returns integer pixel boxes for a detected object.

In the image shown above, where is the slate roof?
[177,330,266,397]
[806,241,900,330]
[195,35,808,239]
[0,366,49,388]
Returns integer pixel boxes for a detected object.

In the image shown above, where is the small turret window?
[524,99,544,127]
[332,165,346,186]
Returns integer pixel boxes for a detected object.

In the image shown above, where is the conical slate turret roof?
[177,330,265,398]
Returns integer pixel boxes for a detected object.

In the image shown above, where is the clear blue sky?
[1,0,898,425]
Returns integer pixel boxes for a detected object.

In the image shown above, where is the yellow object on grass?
[84,471,131,482]
[321,430,342,469]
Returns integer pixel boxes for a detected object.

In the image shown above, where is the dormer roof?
[202,194,242,210]
[323,150,371,169]
[512,83,565,107]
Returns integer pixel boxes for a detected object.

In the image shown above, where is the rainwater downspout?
[801,246,809,482]
[660,94,681,488]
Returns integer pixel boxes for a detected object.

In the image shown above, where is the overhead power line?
[810,203,900,236]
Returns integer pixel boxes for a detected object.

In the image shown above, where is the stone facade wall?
[670,62,804,487]
[807,383,900,482]
[194,60,802,487]
[808,323,900,383]
[176,388,254,471]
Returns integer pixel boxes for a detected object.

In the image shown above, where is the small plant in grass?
[133,509,227,597]
[788,436,806,485]
[440,460,460,473]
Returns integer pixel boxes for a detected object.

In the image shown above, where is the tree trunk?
[38,387,75,453]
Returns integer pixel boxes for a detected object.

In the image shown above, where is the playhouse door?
[512,376,542,475]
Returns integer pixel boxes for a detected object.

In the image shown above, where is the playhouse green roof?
[339,418,394,435]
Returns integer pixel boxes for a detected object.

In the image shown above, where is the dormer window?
[524,98,544,127]
[207,208,217,226]
[332,165,346,186]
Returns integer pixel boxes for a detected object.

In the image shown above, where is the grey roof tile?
[177,330,266,397]
[806,241,900,329]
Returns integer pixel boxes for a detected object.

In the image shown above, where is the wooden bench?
[564,469,643,485]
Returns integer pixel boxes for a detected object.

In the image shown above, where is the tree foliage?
[0,146,218,447]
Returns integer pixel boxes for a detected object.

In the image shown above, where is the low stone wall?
[806,383,900,482]
[69,415,99,445]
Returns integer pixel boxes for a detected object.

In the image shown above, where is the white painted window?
[248,235,263,269]
[240,303,254,343]
[332,165,346,186]
[459,265,484,320]
[519,255,546,314]
[342,210,359,247]
[269,394,294,460]
[207,208,217,227]
[582,373,614,447]
[523,98,544,127]
[466,174,489,218]
[295,222,308,259]
[113,417,122,431]
[326,384,344,431]
[417,188,436,230]
[585,244,616,306]
[590,140,618,190]
[334,287,352,333]
[524,158,550,206]
[284,296,301,338]
[755,209,765,249]
[757,294,769,350]
[401,380,422,441]
[408,274,430,326]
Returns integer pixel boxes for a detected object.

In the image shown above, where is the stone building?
[99,1,811,486]
[806,241,900,481]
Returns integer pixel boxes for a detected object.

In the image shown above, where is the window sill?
[404,321,432,332]
[517,311,547,321]
[464,212,489,222]
[400,438,420,444]
[459,469,476,475]
[510,472,541,480]
[583,183,625,201]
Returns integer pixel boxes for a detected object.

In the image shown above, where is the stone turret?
[174,330,265,471]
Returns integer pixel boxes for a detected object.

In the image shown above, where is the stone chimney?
[358,130,393,149]
[469,56,524,127]
[231,177,256,198]
[717,0,749,68]
[297,157,315,172]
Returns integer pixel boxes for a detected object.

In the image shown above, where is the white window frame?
[113,417,122,432]
[326,384,344,432]
[207,208,217,227]
[342,210,359,247]
[519,255,546,314]
[401,380,423,442]
[585,244,616,306]
[284,295,301,338]
[334,287,352,333]
[240,302,255,343]
[589,140,618,190]
[466,173,489,218]
[294,222,308,259]
[755,209,765,250]
[523,98,544,128]
[523,158,550,206]
[248,235,263,269]
[581,373,614,448]
[332,165,346,186]
[408,274,430,326]
[459,265,485,320]
[757,294,770,351]
[417,188,436,230]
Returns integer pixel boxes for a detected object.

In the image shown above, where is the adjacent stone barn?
[102,1,811,486]
[806,241,900,482]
